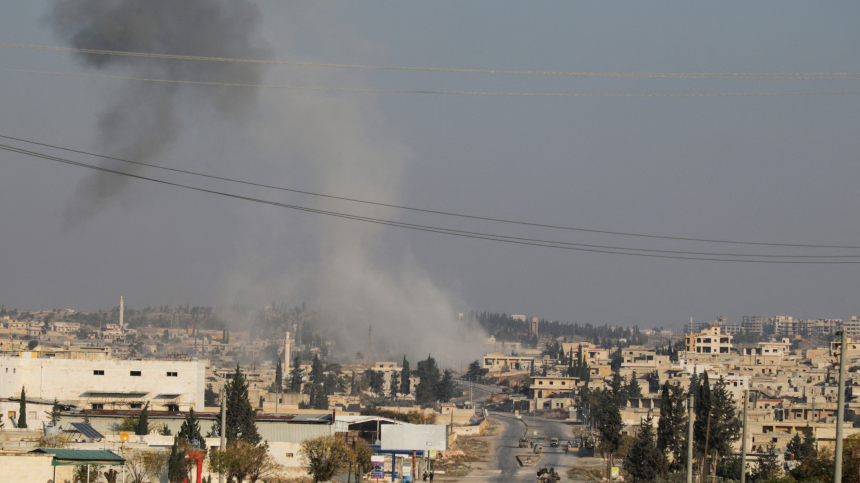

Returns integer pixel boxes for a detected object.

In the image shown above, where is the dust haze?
[46,1,487,364]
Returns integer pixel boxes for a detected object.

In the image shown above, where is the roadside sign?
[371,456,384,480]
[429,450,437,459]
[120,432,129,442]
[611,467,619,479]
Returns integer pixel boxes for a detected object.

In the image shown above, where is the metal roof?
[83,391,148,398]
[69,422,105,440]
[32,448,124,466]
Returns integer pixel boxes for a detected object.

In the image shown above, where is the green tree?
[465,360,482,381]
[46,397,62,426]
[437,370,457,403]
[301,435,351,483]
[213,366,261,445]
[17,386,27,429]
[311,354,324,386]
[167,436,188,483]
[400,357,411,396]
[656,382,688,470]
[204,384,218,407]
[209,441,275,483]
[693,372,712,459]
[786,428,816,463]
[751,443,780,482]
[704,376,740,477]
[624,416,665,482]
[625,372,643,399]
[274,360,283,392]
[596,391,624,480]
[289,356,304,393]
[610,372,623,404]
[178,408,206,449]
[366,370,385,396]
[135,402,150,436]
[389,371,400,399]
[415,356,441,405]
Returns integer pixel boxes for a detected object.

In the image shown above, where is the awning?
[32,448,125,466]
[84,392,148,398]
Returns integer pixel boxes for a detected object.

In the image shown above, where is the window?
[130,371,142,376]
[285,453,294,458]
[94,370,104,375]
[166,404,179,412]
[92,404,104,410]
[167,372,178,377]
[130,403,142,409]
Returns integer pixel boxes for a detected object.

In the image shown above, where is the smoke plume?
[45,0,270,226]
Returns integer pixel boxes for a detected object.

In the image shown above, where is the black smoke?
[44,0,270,225]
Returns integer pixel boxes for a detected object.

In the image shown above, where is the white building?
[0,353,206,411]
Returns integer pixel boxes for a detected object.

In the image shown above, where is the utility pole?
[686,393,694,483]
[740,389,748,483]
[219,386,226,483]
[834,329,847,483]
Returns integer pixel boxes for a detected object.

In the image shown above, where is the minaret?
[119,296,124,330]
[284,332,292,375]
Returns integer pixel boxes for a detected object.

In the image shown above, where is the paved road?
[453,380,503,406]
[455,413,577,483]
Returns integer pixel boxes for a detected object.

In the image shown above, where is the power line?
[3,133,860,250]
[3,43,860,80]
[4,67,860,98]
[3,143,860,264]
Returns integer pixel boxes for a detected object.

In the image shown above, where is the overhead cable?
[2,43,860,80]
[3,67,860,98]
[3,143,860,264]
[3,133,860,250]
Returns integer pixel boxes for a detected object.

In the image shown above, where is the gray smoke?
[45,0,270,226]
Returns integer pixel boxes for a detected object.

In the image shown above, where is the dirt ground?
[434,419,500,479]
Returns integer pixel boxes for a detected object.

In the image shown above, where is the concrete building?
[0,353,205,411]
[845,316,860,336]
[685,325,732,354]
[531,376,577,399]
[771,316,799,337]
[742,316,763,335]
[482,352,533,372]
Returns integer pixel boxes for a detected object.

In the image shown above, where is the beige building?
[0,353,206,411]
[686,325,732,354]
[482,352,534,372]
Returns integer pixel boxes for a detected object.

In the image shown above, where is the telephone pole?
[834,329,847,483]
[686,393,694,483]
[741,389,748,483]
[219,386,226,483]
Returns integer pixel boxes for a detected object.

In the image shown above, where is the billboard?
[380,424,448,451]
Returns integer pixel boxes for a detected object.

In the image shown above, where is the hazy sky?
[2,2,860,334]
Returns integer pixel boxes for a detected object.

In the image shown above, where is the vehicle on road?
[536,467,561,482]
[519,438,530,448]
[550,438,559,447]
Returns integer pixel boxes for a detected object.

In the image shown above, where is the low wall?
[0,451,75,483]
[451,418,488,436]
